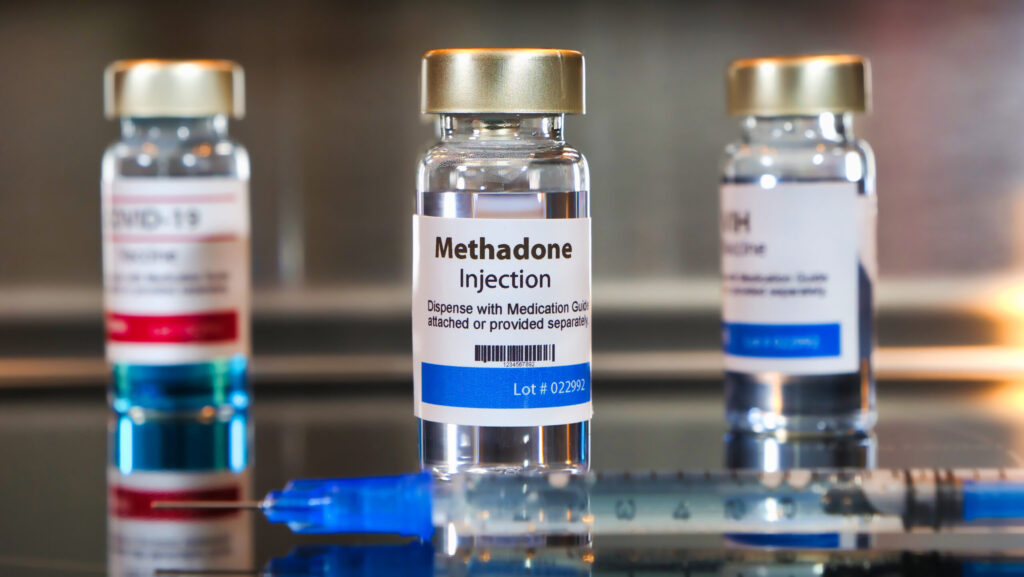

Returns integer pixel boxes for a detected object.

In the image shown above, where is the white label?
[413,215,592,427]
[720,182,874,375]
[108,469,253,576]
[102,178,250,364]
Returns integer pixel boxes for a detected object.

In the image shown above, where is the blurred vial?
[719,55,876,434]
[414,49,592,475]
[101,60,251,415]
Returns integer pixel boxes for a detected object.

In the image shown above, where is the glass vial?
[414,49,592,475]
[102,60,251,415]
[719,55,876,434]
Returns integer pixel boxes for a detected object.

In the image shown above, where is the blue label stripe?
[422,362,591,409]
[723,322,841,358]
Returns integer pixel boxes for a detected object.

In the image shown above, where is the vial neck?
[440,114,564,143]
[740,113,854,144]
[120,116,229,142]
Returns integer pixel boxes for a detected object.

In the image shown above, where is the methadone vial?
[102,60,250,414]
[414,49,592,475]
[720,55,876,433]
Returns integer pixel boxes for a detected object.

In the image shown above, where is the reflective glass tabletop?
[2,378,1023,576]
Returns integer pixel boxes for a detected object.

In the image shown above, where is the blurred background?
[6,1,1024,568]
[2,0,1024,385]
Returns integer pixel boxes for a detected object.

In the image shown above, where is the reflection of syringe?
[154,469,1024,539]
[259,544,1024,577]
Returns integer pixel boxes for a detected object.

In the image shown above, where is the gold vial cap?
[104,59,245,119]
[421,48,585,114]
[727,54,870,116]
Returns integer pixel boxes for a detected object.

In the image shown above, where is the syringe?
[153,468,1024,539]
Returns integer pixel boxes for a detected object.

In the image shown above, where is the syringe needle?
[151,500,264,510]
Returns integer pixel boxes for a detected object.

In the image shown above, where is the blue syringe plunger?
[262,472,435,538]
[963,480,1024,521]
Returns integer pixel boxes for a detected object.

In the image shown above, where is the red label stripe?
[110,484,242,520]
[106,311,238,343]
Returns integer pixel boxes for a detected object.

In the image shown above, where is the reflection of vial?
[724,431,877,471]
[720,55,876,434]
[108,411,252,575]
[102,60,250,414]
[414,49,592,475]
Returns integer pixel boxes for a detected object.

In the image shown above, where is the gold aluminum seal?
[727,54,869,116]
[421,48,585,114]
[104,59,245,119]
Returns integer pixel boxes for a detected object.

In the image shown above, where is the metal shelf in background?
[2,346,1024,389]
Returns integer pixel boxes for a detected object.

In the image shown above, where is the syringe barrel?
[436,469,1024,536]
[434,470,905,537]
[434,473,591,536]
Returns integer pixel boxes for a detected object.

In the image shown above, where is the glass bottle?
[719,55,876,434]
[414,49,592,475]
[102,60,251,415]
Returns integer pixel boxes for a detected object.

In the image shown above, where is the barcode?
[474,344,556,363]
